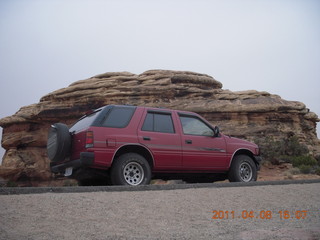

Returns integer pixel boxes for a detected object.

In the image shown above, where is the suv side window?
[179,115,213,136]
[101,107,135,128]
[142,112,175,133]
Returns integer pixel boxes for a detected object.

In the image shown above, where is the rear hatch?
[69,109,103,160]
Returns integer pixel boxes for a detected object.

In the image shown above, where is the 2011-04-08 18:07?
[211,210,308,220]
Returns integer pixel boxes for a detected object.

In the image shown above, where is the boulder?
[0,70,319,182]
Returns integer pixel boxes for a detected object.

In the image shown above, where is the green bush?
[254,136,312,166]
[256,136,284,164]
[298,165,312,174]
[6,181,18,187]
[284,136,308,156]
[315,154,320,165]
[291,155,317,167]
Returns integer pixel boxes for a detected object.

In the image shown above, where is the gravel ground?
[0,183,319,240]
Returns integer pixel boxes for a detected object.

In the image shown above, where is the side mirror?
[213,126,220,137]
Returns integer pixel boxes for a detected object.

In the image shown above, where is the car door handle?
[185,140,192,144]
[143,136,151,141]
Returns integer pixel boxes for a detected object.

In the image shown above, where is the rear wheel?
[228,155,257,182]
[110,153,151,186]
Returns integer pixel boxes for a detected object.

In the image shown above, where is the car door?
[138,109,182,169]
[178,113,228,169]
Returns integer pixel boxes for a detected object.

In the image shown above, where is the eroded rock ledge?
[0,70,319,182]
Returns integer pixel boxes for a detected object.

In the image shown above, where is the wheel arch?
[229,149,257,168]
[112,144,154,169]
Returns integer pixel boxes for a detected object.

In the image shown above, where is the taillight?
[85,131,94,148]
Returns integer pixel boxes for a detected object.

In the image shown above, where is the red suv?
[47,105,261,185]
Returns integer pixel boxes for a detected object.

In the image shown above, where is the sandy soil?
[258,163,320,181]
[0,182,319,240]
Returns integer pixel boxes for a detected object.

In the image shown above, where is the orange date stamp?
[211,210,308,220]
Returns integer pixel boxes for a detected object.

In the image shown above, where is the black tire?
[228,155,257,182]
[47,123,71,162]
[110,153,151,186]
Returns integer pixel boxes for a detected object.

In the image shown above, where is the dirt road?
[0,183,319,240]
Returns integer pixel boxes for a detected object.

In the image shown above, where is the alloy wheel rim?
[239,162,253,182]
[123,162,144,185]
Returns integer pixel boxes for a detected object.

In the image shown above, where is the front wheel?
[110,153,151,186]
[228,155,257,182]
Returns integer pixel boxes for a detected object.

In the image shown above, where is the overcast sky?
[0,0,320,162]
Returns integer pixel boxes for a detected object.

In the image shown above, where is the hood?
[222,134,259,155]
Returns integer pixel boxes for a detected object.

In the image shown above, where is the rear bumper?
[51,152,94,173]
[254,155,262,171]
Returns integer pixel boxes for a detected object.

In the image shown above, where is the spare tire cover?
[47,123,71,162]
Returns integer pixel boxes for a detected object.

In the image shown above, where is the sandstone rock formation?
[1,70,319,182]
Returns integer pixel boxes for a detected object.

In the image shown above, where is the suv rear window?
[70,110,100,132]
[101,107,136,128]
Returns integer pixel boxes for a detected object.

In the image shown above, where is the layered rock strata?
[1,70,319,181]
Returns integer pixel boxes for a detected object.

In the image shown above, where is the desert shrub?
[288,167,301,175]
[298,165,312,174]
[6,181,18,187]
[255,136,311,165]
[291,155,317,167]
[63,179,78,187]
[284,167,301,179]
[284,136,308,156]
[256,136,284,164]
[315,167,320,176]
[284,172,293,179]
[315,154,320,165]
[279,155,292,163]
